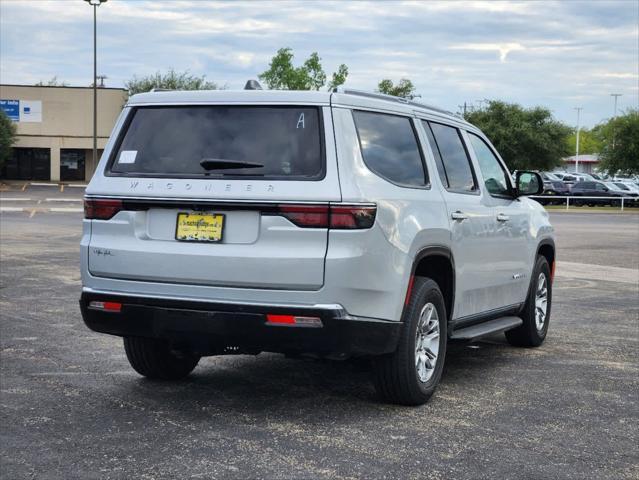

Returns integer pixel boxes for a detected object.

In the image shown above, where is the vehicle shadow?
[114,333,517,417]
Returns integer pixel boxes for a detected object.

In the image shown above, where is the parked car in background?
[612,182,639,206]
[615,181,639,194]
[538,179,570,205]
[552,172,579,189]
[613,176,639,187]
[540,172,563,182]
[570,181,628,206]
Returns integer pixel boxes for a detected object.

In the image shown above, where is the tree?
[0,110,17,172]
[35,76,68,87]
[376,78,416,99]
[598,110,639,175]
[566,127,602,155]
[125,69,220,95]
[258,48,348,91]
[464,100,572,171]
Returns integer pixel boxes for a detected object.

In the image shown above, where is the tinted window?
[427,122,477,192]
[353,111,427,187]
[110,106,323,179]
[422,121,449,188]
[468,133,510,196]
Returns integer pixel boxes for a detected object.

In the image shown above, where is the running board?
[450,316,523,341]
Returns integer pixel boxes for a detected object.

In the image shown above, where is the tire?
[506,255,552,347]
[123,336,200,380]
[372,277,447,406]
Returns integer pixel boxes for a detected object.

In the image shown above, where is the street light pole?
[574,107,582,174]
[611,93,622,118]
[610,93,622,149]
[84,0,107,169]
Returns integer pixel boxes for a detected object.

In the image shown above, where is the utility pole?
[574,107,582,174]
[611,93,622,149]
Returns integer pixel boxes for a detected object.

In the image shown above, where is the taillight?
[277,205,329,228]
[273,204,376,229]
[84,198,122,220]
[330,205,376,229]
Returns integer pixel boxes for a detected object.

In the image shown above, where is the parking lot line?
[45,198,83,202]
[0,207,25,212]
[0,198,32,201]
[556,261,639,284]
[49,207,83,213]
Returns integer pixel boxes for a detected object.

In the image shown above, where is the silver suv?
[80,87,554,405]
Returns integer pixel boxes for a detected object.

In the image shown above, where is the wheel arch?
[536,238,556,281]
[409,246,455,323]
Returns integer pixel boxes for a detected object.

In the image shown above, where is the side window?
[353,110,428,187]
[467,133,511,196]
[427,122,477,193]
[595,183,606,191]
[422,121,449,188]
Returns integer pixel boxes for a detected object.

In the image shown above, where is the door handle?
[497,213,510,222]
[451,211,468,221]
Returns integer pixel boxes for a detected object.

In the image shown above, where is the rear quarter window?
[108,106,324,180]
[352,110,428,187]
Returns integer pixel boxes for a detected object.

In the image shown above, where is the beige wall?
[1,84,128,181]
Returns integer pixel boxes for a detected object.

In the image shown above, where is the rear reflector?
[84,199,123,220]
[266,314,323,328]
[273,204,376,229]
[88,301,122,312]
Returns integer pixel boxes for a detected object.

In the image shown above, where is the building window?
[1,148,50,180]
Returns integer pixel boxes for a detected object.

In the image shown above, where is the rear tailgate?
[86,103,341,290]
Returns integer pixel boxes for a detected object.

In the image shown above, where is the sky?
[0,0,637,128]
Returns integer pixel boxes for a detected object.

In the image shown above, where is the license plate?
[175,213,225,242]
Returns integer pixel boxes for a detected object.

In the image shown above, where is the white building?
[562,154,600,174]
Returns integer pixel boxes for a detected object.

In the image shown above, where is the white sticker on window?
[118,150,137,164]
[297,113,305,129]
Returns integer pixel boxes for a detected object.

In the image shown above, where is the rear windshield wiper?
[200,158,264,170]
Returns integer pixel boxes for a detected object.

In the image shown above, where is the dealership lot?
[0,207,637,479]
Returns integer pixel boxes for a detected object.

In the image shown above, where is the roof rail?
[335,87,458,118]
[149,87,173,93]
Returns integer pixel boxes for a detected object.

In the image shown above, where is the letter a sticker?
[297,113,305,129]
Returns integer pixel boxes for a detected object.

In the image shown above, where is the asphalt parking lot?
[1,190,638,479]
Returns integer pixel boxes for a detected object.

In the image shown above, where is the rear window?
[109,106,324,179]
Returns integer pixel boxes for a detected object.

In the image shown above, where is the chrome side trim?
[81,286,344,311]
[83,195,375,207]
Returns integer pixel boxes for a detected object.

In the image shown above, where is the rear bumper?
[79,291,401,357]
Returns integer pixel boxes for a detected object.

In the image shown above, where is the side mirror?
[515,171,543,197]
